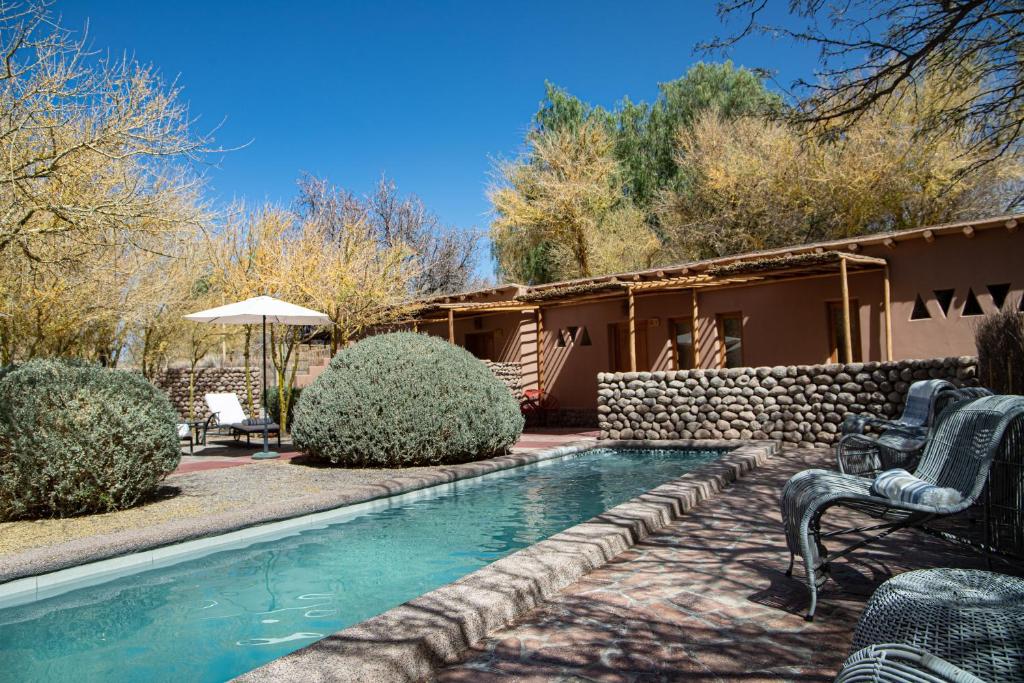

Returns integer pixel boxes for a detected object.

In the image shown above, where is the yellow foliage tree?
[490,121,660,282]
[658,73,1023,260]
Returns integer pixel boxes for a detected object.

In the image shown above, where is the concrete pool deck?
[235,441,777,682]
[0,429,599,581]
[0,436,609,586]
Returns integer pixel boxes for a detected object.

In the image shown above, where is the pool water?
[0,447,721,682]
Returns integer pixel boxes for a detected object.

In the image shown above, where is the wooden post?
[839,256,854,364]
[691,288,701,368]
[412,320,418,333]
[447,309,454,343]
[627,287,637,372]
[536,307,545,395]
[883,263,894,361]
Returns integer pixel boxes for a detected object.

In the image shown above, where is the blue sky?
[60,1,820,278]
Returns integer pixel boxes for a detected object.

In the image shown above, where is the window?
[716,313,743,369]
[669,317,695,370]
[962,288,983,316]
[988,283,1011,310]
[933,289,955,317]
[578,326,592,346]
[910,294,931,320]
[827,300,862,363]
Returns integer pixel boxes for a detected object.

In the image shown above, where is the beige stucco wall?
[408,225,1020,413]
[533,226,1022,410]
[860,227,1022,359]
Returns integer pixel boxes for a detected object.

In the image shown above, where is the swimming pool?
[0,447,722,682]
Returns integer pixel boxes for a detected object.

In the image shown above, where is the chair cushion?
[176,423,191,439]
[870,468,962,507]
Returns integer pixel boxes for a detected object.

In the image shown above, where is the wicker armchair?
[836,643,986,683]
[836,380,992,476]
[849,569,1024,681]
[781,394,1024,620]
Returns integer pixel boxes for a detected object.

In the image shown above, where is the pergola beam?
[883,264,894,361]
[627,287,637,372]
[839,255,854,364]
[691,288,701,368]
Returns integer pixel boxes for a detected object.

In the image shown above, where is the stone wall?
[152,367,260,420]
[598,357,979,447]
[483,361,523,403]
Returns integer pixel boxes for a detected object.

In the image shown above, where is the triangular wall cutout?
[962,288,983,316]
[567,325,580,342]
[910,294,931,320]
[555,329,567,347]
[988,283,1011,310]
[579,327,592,346]
[933,289,955,317]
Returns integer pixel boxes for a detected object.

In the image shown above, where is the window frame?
[668,316,696,371]
[715,312,744,369]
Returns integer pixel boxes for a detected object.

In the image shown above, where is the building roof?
[412,213,1022,315]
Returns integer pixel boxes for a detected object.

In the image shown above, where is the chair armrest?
[840,414,893,435]
[836,433,883,475]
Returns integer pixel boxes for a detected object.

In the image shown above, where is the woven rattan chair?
[781,394,1024,620]
[836,643,986,683]
[836,381,992,476]
[849,569,1024,681]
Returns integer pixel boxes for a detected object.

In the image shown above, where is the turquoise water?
[0,447,721,682]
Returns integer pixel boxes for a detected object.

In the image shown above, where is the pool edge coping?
[233,439,778,683]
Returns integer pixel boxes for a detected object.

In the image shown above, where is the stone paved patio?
[438,447,1019,682]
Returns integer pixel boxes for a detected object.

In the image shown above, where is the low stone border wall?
[151,367,259,420]
[483,361,523,403]
[598,357,978,447]
[236,440,776,682]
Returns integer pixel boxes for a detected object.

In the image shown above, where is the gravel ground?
[0,459,453,557]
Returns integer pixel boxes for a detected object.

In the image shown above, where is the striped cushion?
[870,469,963,508]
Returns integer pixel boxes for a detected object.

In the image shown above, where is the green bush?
[292,332,524,466]
[264,386,302,427]
[0,359,181,520]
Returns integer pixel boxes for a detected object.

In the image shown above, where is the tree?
[534,64,784,214]
[490,121,660,282]
[285,186,418,354]
[657,73,1023,260]
[297,174,480,297]
[0,1,213,258]
[705,0,1023,201]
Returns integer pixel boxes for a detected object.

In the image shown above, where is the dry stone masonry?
[152,367,260,420]
[598,357,978,447]
[483,361,524,403]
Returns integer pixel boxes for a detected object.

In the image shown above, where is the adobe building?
[395,215,1023,425]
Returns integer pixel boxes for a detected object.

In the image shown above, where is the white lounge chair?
[203,393,280,447]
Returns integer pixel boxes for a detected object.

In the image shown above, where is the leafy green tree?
[533,63,783,214]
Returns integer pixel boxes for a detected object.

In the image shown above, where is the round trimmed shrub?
[0,359,181,520]
[292,332,524,466]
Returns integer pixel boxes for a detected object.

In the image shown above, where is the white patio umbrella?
[185,295,330,459]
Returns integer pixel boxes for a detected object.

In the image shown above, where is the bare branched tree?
[297,173,480,295]
[0,0,217,256]
[704,0,1023,202]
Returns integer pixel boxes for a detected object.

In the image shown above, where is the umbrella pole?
[254,314,278,459]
